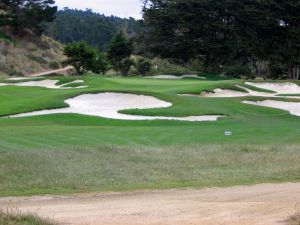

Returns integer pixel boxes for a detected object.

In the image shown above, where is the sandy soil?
[8,92,223,121]
[145,74,206,79]
[0,79,86,89]
[243,100,300,116]
[0,183,299,225]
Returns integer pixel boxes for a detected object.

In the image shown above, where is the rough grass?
[287,213,300,225]
[0,210,55,225]
[0,144,299,196]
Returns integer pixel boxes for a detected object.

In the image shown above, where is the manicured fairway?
[0,75,300,196]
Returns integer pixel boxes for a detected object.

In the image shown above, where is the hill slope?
[0,31,65,77]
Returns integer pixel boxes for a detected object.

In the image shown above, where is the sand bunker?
[198,88,250,98]
[0,79,87,89]
[8,92,223,121]
[243,100,300,116]
[186,83,300,99]
[145,75,206,80]
[5,77,43,81]
[246,82,300,94]
[185,85,275,98]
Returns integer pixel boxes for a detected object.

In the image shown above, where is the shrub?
[49,61,61,69]
[225,64,252,79]
[151,58,193,75]
[136,58,152,76]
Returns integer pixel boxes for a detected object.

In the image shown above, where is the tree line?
[46,8,143,51]
[141,0,300,79]
[1,0,299,79]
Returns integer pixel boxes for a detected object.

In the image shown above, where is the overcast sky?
[55,0,143,19]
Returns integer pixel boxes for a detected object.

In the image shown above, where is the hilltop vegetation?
[143,0,300,79]
[46,8,142,51]
[0,0,64,76]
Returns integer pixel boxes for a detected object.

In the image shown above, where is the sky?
[55,0,143,19]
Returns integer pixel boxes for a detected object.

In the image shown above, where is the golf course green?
[0,75,299,196]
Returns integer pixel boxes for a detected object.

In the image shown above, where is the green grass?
[0,75,300,196]
[0,210,55,225]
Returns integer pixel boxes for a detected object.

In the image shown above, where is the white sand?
[0,79,86,89]
[8,92,223,121]
[243,100,300,116]
[246,82,300,94]
[185,83,300,99]
[145,75,206,80]
[6,77,43,81]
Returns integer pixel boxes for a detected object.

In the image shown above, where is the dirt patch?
[0,183,299,225]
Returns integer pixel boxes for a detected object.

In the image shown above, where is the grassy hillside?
[0,32,65,77]
[0,76,300,196]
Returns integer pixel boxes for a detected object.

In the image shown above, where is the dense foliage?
[136,57,152,75]
[46,8,142,50]
[0,0,57,35]
[63,41,109,74]
[142,0,300,79]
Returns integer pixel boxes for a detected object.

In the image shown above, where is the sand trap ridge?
[0,79,87,89]
[7,92,223,121]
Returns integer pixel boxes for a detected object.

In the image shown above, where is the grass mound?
[0,210,55,225]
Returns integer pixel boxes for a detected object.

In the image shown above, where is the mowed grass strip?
[0,144,299,196]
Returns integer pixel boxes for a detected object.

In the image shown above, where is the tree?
[136,58,152,75]
[0,0,57,35]
[63,41,96,74]
[142,0,300,79]
[91,52,110,74]
[107,31,134,75]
